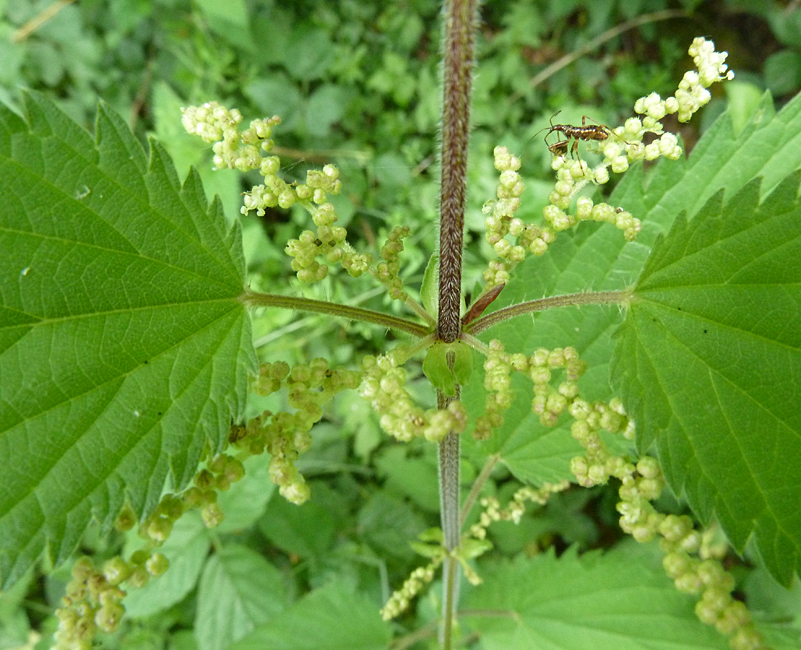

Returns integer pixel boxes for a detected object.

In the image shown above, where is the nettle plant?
[2,2,801,649]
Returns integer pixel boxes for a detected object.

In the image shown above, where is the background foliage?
[1,0,800,649]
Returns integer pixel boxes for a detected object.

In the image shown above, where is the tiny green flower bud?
[127,566,150,589]
[694,599,720,625]
[72,557,95,581]
[224,458,246,483]
[95,603,125,633]
[194,469,215,489]
[674,571,703,594]
[114,506,137,532]
[130,550,150,566]
[729,626,763,650]
[145,553,170,577]
[201,503,224,528]
[715,600,750,635]
[576,197,593,218]
[663,551,692,578]
[102,558,131,586]
[146,517,173,544]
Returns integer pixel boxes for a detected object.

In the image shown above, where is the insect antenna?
[526,110,562,145]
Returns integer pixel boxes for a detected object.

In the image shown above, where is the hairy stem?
[241,290,430,338]
[437,0,475,344]
[437,0,477,645]
[465,289,633,335]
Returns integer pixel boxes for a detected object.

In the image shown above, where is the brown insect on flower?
[534,111,627,166]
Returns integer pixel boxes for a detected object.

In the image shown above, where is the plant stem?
[240,289,430,338]
[465,289,632,335]
[440,554,459,650]
[437,0,477,646]
[437,0,475,345]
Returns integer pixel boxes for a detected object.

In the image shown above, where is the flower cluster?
[617,36,734,166]
[633,36,735,126]
[468,481,570,541]
[568,397,634,487]
[130,446,249,543]
[182,103,373,284]
[236,359,362,504]
[567,402,765,649]
[282,168,375,282]
[483,144,644,287]
[475,340,588,439]
[474,340,514,440]
[359,347,468,442]
[53,552,168,650]
[380,561,441,621]
[528,345,587,426]
[375,225,412,301]
[481,147,556,285]
[483,38,734,291]
[54,356,364,647]
[185,453,245,526]
[181,102,280,172]
[54,432,265,649]
[661,518,765,650]
[581,37,732,176]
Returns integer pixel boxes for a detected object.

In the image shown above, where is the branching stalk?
[241,290,430,338]
[460,454,500,527]
[465,289,633,335]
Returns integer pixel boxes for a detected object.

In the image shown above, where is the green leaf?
[245,76,302,131]
[230,582,391,650]
[611,173,801,586]
[418,527,444,543]
[452,341,473,385]
[357,490,427,560]
[170,630,200,650]
[194,0,252,50]
[765,49,801,96]
[305,84,348,138]
[724,81,766,136]
[257,481,340,558]
[124,512,211,619]
[374,445,440,512]
[214,455,275,533]
[409,541,444,559]
[282,27,335,81]
[421,253,439,319]
[744,563,801,627]
[462,373,588,485]
[0,567,32,641]
[459,537,492,559]
[196,544,287,650]
[0,93,254,587]
[423,342,456,396]
[464,544,728,649]
[422,342,473,397]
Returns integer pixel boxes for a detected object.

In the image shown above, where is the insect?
[546,137,570,158]
[534,111,622,165]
